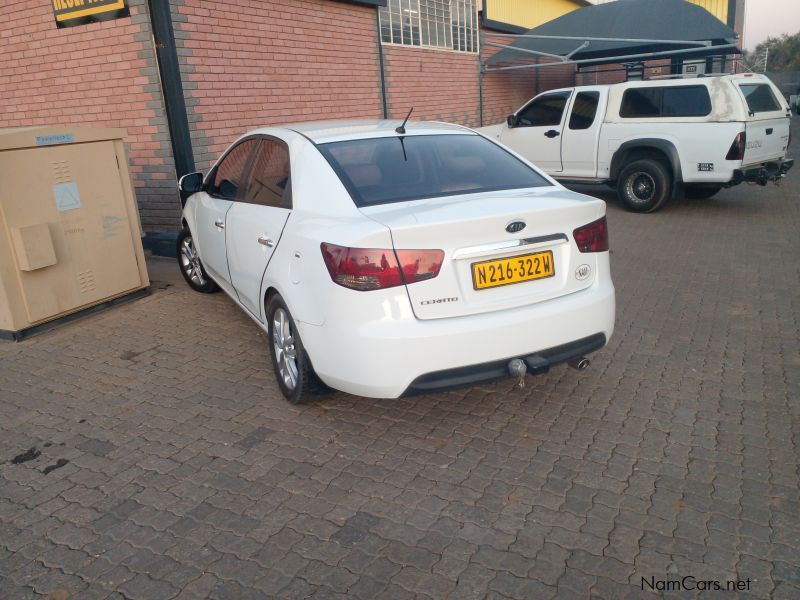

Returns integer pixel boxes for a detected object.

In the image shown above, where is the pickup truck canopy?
[484,0,740,71]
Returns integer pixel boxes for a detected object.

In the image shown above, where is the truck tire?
[685,185,723,200]
[617,159,672,213]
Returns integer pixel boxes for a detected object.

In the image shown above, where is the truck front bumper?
[730,158,794,186]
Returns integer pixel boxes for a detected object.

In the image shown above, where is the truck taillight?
[573,217,609,253]
[321,243,443,291]
[726,131,746,161]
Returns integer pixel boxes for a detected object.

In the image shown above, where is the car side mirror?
[178,172,204,194]
[507,114,519,128]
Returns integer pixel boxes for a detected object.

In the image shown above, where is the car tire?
[177,227,219,293]
[617,159,672,213]
[266,294,320,404]
[685,185,723,200]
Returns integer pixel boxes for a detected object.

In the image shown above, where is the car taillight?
[573,217,609,253]
[726,131,746,161]
[395,249,444,284]
[320,243,443,291]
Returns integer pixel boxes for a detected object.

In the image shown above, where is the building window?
[379,0,478,53]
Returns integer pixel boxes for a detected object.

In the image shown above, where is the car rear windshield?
[317,134,550,207]
[739,84,782,113]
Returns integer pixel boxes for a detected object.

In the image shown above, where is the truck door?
[500,90,572,173]
[560,90,605,179]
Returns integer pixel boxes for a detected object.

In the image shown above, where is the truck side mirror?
[178,172,204,194]
[507,114,519,128]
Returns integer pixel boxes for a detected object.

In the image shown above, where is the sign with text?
[52,0,129,29]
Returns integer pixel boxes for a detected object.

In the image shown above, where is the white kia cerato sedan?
[177,120,615,403]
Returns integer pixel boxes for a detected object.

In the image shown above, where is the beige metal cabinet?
[0,126,149,339]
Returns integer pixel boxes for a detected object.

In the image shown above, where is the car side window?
[517,92,570,127]
[569,92,601,130]
[242,138,292,208]
[209,138,258,200]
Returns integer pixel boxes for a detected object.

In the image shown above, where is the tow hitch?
[732,158,794,186]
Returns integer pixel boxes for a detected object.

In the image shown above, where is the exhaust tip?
[568,357,591,371]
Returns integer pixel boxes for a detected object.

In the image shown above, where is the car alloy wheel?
[272,307,299,390]
[176,227,218,293]
[180,235,207,287]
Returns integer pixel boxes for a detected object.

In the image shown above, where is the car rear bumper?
[730,158,794,186]
[299,276,615,399]
[404,332,607,396]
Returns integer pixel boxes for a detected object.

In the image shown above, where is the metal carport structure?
[483,0,741,73]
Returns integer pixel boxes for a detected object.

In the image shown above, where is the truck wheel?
[617,160,672,213]
[685,185,723,200]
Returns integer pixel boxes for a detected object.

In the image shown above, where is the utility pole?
[764,47,769,72]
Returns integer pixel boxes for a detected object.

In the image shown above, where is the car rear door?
[194,138,259,290]
[559,89,605,178]
[224,136,292,321]
[736,80,791,166]
[499,90,572,173]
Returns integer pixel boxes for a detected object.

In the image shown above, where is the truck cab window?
[518,92,571,127]
[569,92,601,130]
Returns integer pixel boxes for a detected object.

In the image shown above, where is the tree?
[743,31,800,72]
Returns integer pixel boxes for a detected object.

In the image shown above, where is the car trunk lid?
[360,188,606,320]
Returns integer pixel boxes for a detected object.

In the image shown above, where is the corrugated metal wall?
[484,0,583,29]
[592,0,730,24]
[685,0,728,22]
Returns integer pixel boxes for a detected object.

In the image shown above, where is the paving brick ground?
[2,121,799,599]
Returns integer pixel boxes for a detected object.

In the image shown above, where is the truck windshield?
[318,134,550,207]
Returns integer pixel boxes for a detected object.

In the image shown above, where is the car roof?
[249,119,475,144]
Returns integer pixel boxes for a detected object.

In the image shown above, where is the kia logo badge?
[506,220,526,234]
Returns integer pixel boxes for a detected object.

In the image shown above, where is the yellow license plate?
[471,251,555,290]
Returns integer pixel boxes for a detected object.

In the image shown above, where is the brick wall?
[0,1,601,234]
[170,0,384,172]
[379,33,577,129]
[480,40,576,126]
[382,45,481,126]
[0,0,180,229]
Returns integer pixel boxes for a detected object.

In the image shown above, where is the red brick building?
[1,0,578,236]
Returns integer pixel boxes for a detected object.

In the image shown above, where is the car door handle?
[766,128,773,135]
[544,130,560,138]
[214,219,225,229]
[258,236,275,248]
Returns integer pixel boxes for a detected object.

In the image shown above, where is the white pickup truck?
[480,74,793,212]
